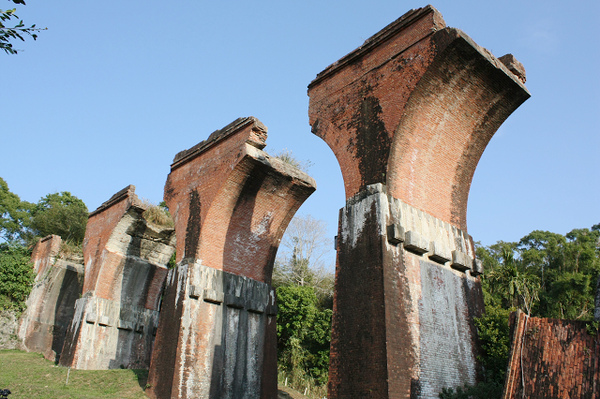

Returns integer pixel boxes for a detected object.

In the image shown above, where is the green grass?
[0,350,148,398]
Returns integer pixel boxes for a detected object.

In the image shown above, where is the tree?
[274,215,335,392]
[0,177,33,244]
[1,178,89,246]
[30,192,88,245]
[1,1,44,54]
[461,224,600,399]
[478,243,540,314]
[276,285,332,387]
[273,215,334,304]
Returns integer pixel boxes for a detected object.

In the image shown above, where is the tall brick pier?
[308,6,530,398]
[146,117,316,399]
[18,234,83,362]
[60,185,176,370]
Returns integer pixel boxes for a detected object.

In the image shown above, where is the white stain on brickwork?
[232,212,273,263]
[418,261,477,397]
[340,184,387,248]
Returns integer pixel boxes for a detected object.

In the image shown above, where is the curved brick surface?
[147,117,315,399]
[308,5,529,398]
[308,5,529,231]
[60,185,176,370]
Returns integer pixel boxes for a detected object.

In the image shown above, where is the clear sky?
[2,1,599,267]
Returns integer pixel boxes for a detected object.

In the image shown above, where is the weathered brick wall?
[503,311,600,398]
[18,235,84,362]
[308,5,529,398]
[308,5,529,231]
[330,184,483,397]
[30,234,62,276]
[147,117,315,399]
[60,185,175,370]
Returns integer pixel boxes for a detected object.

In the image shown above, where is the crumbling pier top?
[60,185,176,370]
[147,117,316,399]
[308,5,529,398]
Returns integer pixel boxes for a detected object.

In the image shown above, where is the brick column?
[60,185,175,370]
[308,6,530,398]
[146,117,316,399]
[18,235,84,362]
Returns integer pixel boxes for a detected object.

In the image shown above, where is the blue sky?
[2,1,598,266]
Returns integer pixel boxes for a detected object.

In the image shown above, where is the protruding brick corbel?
[163,116,316,283]
[60,185,176,370]
[148,117,315,399]
[308,5,530,231]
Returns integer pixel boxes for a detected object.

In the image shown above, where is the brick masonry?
[18,235,84,362]
[308,5,529,398]
[308,5,529,231]
[146,117,315,399]
[502,311,599,398]
[59,185,176,370]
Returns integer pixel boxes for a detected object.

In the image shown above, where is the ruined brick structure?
[146,117,316,399]
[502,310,599,398]
[307,6,530,398]
[18,235,84,362]
[60,185,176,369]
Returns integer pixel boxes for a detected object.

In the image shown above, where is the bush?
[142,204,174,228]
[0,244,34,312]
[276,285,331,387]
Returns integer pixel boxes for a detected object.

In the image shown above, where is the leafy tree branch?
[1,1,45,54]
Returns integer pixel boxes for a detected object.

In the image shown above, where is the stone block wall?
[60,185,175,369]
[147,117,315,399]
[17,235,84,362]
[331,184,483,397]
[502,311,599,398]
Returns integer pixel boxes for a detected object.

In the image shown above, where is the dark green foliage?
[474,305,511,385]
[0,177,33,243]
[276,285,331,386]
[442,223,600,398]
[273,215,334,392]
[0,244,34,312]
[1,178,89,246]
[30,192,89,245]
[586,321,599,336]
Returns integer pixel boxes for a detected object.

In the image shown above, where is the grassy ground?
[0,349,311,399]
[0,350,148,398]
